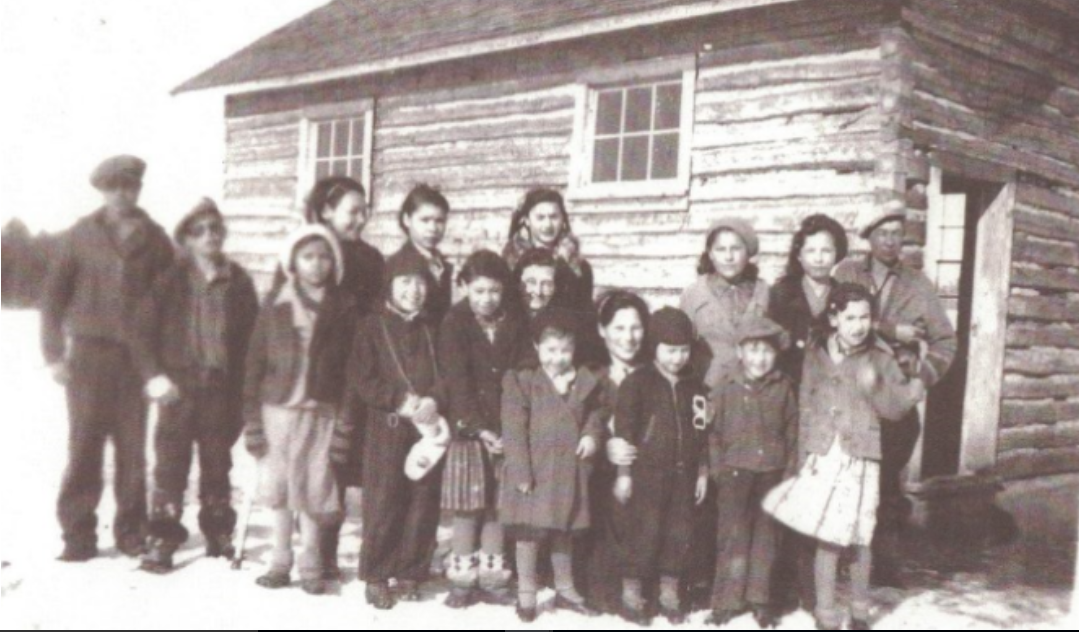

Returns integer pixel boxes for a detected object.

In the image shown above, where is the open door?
[909,168,1015,483]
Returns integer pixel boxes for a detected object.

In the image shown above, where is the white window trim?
[568,57,697,202]
[297,99,375,209]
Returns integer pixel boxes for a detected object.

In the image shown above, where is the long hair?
[504,188,573,268]
[304,176,366,225]
[696,226,760,280]
[784,214,850,281]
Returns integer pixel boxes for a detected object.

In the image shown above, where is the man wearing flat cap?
[834,202,957,586]
[41,155,175,562]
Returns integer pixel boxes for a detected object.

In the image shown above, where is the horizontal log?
[692,132,879,176]
[225,110,302,133]
[1005,347,1079,377]
[1002,374,1079,399]
[1002,399,1079,428]
[691,169,882,202]
[1009,295,1079,323]
[692,108,881,150]
[1007,325,1079,350]
[1010,264,1079,293]
[1011,233,1079,269]
[1013,207,1079,243]
[992,446,1079,480]
[697,49,880,93]
[378,90,575,129]
[696,78,878,125]
[226,124,299,151]
[699,30,881,70]
[224,158,298,180]
[999,420,1079,453]
[1016,185,1079,219]
[223,177,297,201]
[225,142,300,165]
[375,112,574,149]
[374,137,569,175]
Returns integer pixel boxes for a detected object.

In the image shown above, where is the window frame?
[297,99,375,209]
[569,57,697,201]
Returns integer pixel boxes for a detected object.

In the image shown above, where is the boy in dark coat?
[707,315,798,629]
[612,307,710,625]
[138,199,259,573]
[41,155,175,561]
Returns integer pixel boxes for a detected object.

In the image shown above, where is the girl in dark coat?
[438,250,531,608]
[389,184,454,324]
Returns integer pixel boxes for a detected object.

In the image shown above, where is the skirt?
[762,438,879,548]
[259,404,342,521]
[441,439,500,513]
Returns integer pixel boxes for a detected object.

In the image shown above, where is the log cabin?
[176,0,1079,535]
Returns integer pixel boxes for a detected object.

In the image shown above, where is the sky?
[0,0,328,233]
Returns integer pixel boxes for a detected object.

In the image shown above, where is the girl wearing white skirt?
[763,283,923,630]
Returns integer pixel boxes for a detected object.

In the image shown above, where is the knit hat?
[173,197,225,243]
[650,307,694,348]
[90,155,146,191]
[736,314,791,351]
[279,224,345,286]
[861,200,907,239]
[707,218,759,258]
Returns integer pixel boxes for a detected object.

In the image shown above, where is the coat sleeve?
[708,385,725,479]
[782,380,800,473]
[39,232,77,365]
[128,231,177,381]
[916,279,958,389]
[501,371,534,489]
[583,378,608,447]
[241,308,271,449]
[438,313,484,438]
[613,373,645,478]
[348,318,409,413]
[870,353,921,422]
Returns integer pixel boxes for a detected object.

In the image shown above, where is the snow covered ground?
[1,308,1075,630]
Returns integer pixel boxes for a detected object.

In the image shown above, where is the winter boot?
[139,538,177,575]
[445,553,480,609]
[199,499,236,560]
[478,553,515,606]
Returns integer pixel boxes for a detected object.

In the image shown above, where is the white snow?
[1,308,1075,630]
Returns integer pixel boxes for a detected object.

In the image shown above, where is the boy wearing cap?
[138,199,259,574]
[706,315,798,629]
[612,307,710,625]
[41,155,175,561]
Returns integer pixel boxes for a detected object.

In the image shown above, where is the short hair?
[458,249,511,288]
[530,308,579,345]
[399,184,450,234]
[827,282,877,319]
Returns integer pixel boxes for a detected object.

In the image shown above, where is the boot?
[320,524,343,581]
[659,576,685,624]
[198,500,236,560]
[57,542,98,563]
[444,553,479,609]
[753,605,781,629]
[621,578,652,626]
[477,553,515,606]
[139,538,176,575]
[366,582,396,610]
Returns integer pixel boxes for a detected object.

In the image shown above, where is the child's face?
[655,343,692,377]
[294,239,335,289]
[536,333,575,376]
[392,274,428,315]
[799,231,838,282]
[467,276,504,320]
[738,339,778,381]
[709,230,749,281]
[527,202,565,249]
[184,217,226,260]
[520,264,557,312]
[599,308,645,365]
[323,191,367,242]
[404,203,447,251]
[829,299,874,348]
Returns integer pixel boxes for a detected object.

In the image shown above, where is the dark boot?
[477,553,515,606]
[445,553,479,609]
[139,538,176,575]
[57,543,98,563]
[198,501,235,560]
[366,582,396,610]
[753,605,781,629]
[705,609,739,627]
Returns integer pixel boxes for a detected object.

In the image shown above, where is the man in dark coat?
[41,155,175,561]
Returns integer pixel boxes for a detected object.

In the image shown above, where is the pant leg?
[612,470,668,581]
[657,470,696,580]
[195,386,237,539]
[814,543,843,629]
[358,415,413,583]
[108,347,149,544]
[149,395,195,546]
[874,410,921,563]
[744,471,783,607]
[394,469,445,582]
[711,468,756,611]
[298,513,323,581]
[58,341,110,549]
[320,482,348,571]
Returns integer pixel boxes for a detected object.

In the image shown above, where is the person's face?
[323,191,367,242]
[404,203,447,251]
[829,299,874,349]
[869,220,905,266]
[738,339,778,381]
[184,217,227,260]
[103,183,141,215]
[294,239,335,289]
[392,274,428,315]
[536,333,575,375]
[600,308,645,365]
[527,202,565,249]
[709,230,749,281]
[520,265,557,312]
[467,276,504,320]
[799,230,838,282]
[655,343,692,377]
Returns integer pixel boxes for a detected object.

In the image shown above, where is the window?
[570,60,695,200]
[299,100,374,205]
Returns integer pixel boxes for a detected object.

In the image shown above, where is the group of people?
[40,154,957,630]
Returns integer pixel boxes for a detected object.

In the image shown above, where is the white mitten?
[405,416,452,481]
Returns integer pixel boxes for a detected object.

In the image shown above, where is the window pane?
[622,136,649,181]
[331,160,348,177]
[625,87,653,133]
[317,123,333,158]
[316,160,330,181]
[593,138,620,183]
[652,133,680,180]
[595,91,623,136]
[655,83,682,130]
[350,158,364,180]
[351,118,365,158]
[333,121,350,157]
